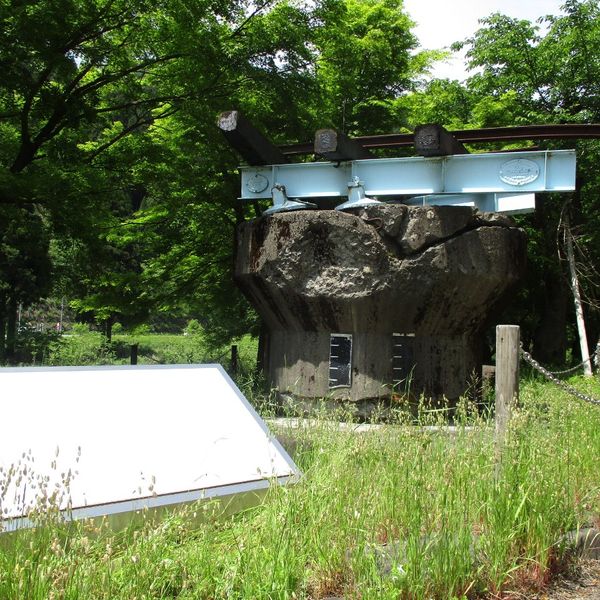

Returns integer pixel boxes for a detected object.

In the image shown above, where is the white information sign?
[0,365,299,531]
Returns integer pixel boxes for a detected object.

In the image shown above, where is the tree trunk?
[5,297,18,365]
[104,319,113,344]
[230,344,238,375]
[0,305,6,363]
[564,214,592,375]
[256,321,269,377]
[533,274,568,364]
[130,343,138,365]
[10,140,37,174]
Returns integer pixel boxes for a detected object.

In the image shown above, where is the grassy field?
[43,328,259,373]
[0,376,599,599]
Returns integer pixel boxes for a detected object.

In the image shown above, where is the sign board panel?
[0,365,299,531]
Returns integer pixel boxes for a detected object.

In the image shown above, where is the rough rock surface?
[235,205,526,402]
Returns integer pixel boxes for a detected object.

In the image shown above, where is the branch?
[71,54,182,99]
[60,2,132,53]
[63,61,96,96]
[229,0,277,38]
[97,215,173,231]
[92,93,190,115]
[86,105,178,162]
[20,64,55,146]
[0,184,38,205]
[86,121,151,162]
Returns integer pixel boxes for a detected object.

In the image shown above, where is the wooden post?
[414,124,468,157]
[230,344,238,375]
[256,322,269,377]
[5,297,17,365]
[0,311,5,363]
[217,111,287,166]
[495,325,520,448]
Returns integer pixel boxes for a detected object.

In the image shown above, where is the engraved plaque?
[246,173,269,194]
[499,159,540,186]
[392,333,415,385]
[414,129,438,148]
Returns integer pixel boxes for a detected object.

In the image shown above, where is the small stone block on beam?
[414,123,468,156]
[218,111,286,166]
[314,129,374,161]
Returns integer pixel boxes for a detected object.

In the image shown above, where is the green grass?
[44,330,259,373]
[1,378,599,599]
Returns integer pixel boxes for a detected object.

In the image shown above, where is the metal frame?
[328,334,353,388]
[3,476,294,532]
[278,124,600,156]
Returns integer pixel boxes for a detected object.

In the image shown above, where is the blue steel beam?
[240,150,576,215]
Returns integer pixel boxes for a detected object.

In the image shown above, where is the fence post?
[230,344,238,375]
[130,343,138,365]
[495,325,520,453]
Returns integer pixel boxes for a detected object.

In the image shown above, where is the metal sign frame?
[0,364,300,532]
[328,334,353,388]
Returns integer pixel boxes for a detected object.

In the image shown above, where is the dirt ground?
[535,560,600,600]
[321,560,600,599]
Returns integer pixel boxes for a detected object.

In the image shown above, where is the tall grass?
[0,379,599,599]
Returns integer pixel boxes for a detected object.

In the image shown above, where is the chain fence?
[545,359,592,376]
[543,339,600,376]
[520,343,600,406]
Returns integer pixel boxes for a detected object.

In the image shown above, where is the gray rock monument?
[235,204,526,404]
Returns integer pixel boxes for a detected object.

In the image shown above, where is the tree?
[451,0,600,362]
[312,0,419,134]
[0,0,278,351]
[0,0,433,361]
[0,206,52,361]
[74,0,429,348]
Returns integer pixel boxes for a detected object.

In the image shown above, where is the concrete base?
[235,205,526,403]
[268,330,481,403]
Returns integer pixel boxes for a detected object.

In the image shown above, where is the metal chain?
[548,359,592,376]
[520,345,600,406]
[545,340,600,376]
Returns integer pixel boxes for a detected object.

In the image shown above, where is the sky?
[402,0,565,81]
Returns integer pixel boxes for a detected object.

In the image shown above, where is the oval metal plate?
[499,159,540,186]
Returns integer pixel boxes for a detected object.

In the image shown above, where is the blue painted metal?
[334,177,381,212]
[262,183,317,215]
[240,149,576,216]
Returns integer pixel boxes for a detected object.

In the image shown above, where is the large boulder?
[235,204,526,403]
